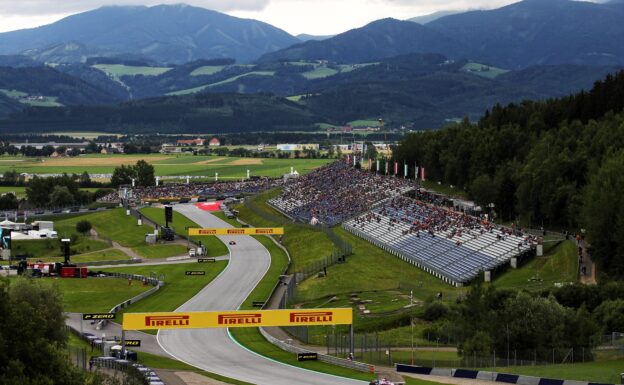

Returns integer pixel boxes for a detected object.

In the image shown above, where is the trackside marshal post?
[188,228,284,236]
[122,308,352,330]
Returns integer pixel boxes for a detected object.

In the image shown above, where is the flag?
[368,158,372,170]
[353,154,357,166]
[394,161,398,175]
[415,166,419,180]
[376,159,380,173]
[385,161,388,175]
[421,167,426,181]
[404,163,408,178]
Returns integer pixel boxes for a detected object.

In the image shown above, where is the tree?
[79,171,91,187]
[0,193,18,210]
[110,165,136,188]
[0,279,84,385]
[582,152,624,278]
[76,220,92,235]
[365,141,378,160]
[48,185,75,207]
[470,174,496,207]
[134,160,155,187]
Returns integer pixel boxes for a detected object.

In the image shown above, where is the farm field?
[461,62,509,79]
[0,154,331,179]
[168,71,276,95]
[92,64,172,78]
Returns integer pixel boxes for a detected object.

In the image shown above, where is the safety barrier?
[94,272,163,330]
[259,327,374,373]
[395,364,617,385]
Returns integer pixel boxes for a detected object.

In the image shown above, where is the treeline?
[25,174,113,208]
[393,71,624,278]
[423,282,624,361]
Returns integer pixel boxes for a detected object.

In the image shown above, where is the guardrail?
[259,327,374,373]
[94,272,163,330]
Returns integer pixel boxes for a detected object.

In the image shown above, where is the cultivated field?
[92,64,173,78]
[0,154,332,179]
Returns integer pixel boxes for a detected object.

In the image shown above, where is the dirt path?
[578,239,597,285]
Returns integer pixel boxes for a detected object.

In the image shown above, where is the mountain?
[258,18,462,64]
[0,55,40,67]
[428,0,624,68]
[296,34,335,41]
[0,66,127,113]
[260,0,624,68]
[409,11,460,24]
[0,4,299,64]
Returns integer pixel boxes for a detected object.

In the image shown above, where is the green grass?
[139,207,229,257]
[11,237,110,260]
[57,276,151,313]
[482,359,623,383]
[0,155,332,179]
[168,71,276,95]
[461,62,509,79]
[492,241,578,290]
[190,65,226,76]
[348,120,382,128]
[55,208,184,259]
[302,67,338,79]
[98,262,227,321]
[235,189,336,270]
[132,244,188,259]
[92,64,172,77]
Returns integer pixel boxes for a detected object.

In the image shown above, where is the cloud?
[0,0,270,15]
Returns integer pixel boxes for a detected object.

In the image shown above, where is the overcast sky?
[0,0,600,35]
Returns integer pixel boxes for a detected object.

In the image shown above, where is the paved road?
[158,204,366,385]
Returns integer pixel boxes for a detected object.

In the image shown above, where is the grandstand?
[343,196,536,286]
[269,161,414,226]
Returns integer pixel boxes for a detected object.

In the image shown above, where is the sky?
[0,0,602,36]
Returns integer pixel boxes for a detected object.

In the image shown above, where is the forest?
[393,71,624,279]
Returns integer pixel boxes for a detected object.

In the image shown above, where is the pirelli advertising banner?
[122,308,352,331]
[188,227,284,236]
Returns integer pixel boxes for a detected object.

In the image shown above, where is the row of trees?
[393,71,624,278]
[25,175,112,208]
[422,283,624,361]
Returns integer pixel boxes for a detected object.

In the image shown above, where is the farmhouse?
[177,138,205,146]
[209,137,221,146]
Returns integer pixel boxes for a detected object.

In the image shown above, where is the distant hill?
[296,34,335,41]
[409,10,460,24]
[260,0,624,68]
[0,93,319,134]
[0,4,299,64]
[0,66,127,114]
[428,0,624,68]
[258,18,462,64]
[0,55,40,67]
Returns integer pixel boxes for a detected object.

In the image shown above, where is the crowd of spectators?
[269,161,414,226]
[352,195,536,245]
[98,177,281,202]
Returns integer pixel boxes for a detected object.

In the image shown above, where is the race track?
[157,204,366,385]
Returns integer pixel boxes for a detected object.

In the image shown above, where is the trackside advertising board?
[188,228,284,236]
[122,308,352,330]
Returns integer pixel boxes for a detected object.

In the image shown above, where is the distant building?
[177,138,206,146]
[277,144,319,151]
[160,144,182,154]
[209,138,221,146]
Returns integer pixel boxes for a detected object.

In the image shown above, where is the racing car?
[369,380,395,385]
[229,240,236,245]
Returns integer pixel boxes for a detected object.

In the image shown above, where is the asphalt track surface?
[157,204,366,385]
